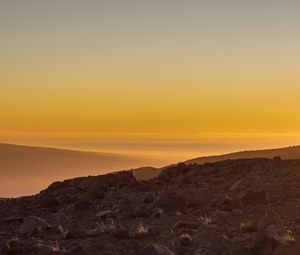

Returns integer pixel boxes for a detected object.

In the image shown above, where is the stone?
[230,179,245,192]
[36,241,60,255]
[267,225,296,246]
[38,195,59,207]
[3,215,25,224]
[86,224,107,237]
[258,209,281,229]
[44,181,66,193]
[153,193,187,214]
[96,210,114,219]
[250,230,280,255]
[240,220,257,233]
[173,221,199,231]
[138,243,175,255]
[66,227,87,239]
[180,233,193,246]
[240,190,268,206]
[19,216,52,235]
[0,237,8,252]
[73,199,91,211]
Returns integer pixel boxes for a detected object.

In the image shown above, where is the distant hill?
[185,145,300,164]
[3,143,300,197]
[0,143,150,197]
[134,145,300,180]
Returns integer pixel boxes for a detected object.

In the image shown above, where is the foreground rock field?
[1,158,300,254]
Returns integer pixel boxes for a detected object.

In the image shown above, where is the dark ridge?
[1,157,300,254]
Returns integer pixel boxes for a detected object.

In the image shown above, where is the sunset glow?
[1,1,300,161]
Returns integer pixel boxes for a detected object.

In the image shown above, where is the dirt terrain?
[1,158,300,254]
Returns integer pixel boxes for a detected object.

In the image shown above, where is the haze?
[1,1,300,195]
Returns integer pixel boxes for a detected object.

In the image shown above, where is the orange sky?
[1,1,300,160]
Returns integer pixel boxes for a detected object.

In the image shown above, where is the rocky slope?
[186,145,300,164]
[1,158,300,254]
[133,145,300,180]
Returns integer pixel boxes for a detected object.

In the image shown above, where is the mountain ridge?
[0,143,152,197]
[2,143,300,196]
[186,144,300,164]
[133,145,300,180]
[1,157,300,254]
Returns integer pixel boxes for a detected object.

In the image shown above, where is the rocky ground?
[1,158,300,254]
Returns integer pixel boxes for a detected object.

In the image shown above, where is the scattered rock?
[1,158,300,254]
[35,241,60,254]
[38,195,59,208]
[3,215,25,224]
[133,223,152,238]
[0,237,8,252]
[19,216,52,236]
[153,193,187,214]
[96,210,114,219]
[86,224,107,237]
[240,220,257,233]
[267,225,296,246]
[240,189,269,206]
[107,223,130,239]
[173,221,199,231]
[250,230,280,254]
[258,209,281,229]
[73,199,91,211]
[230,179,245,192]
[180,233,193,246]
[66,226,87,239]
[138,243,175,255]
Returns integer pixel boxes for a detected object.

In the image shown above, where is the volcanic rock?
[19,216,52,236]
[0,159,300,254]
[138,243,175,255]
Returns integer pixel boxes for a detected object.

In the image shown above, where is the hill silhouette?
[3,143,300,196]
[186,145,300,164]
[134,145,300,180]
[0,143,151,197]
[1,158,300,254]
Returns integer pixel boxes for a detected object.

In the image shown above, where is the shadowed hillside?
[0,143,152,197]
[133,145,300,180]
[186,145,300,164]
[3,143,300,196]
[1,158,300,254]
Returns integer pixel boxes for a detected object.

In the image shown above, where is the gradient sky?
[1,1,300,160]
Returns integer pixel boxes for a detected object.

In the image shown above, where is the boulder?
[43,181,66,193]
[38,195,59,208]
[96,210,114,219]
[153,193,187,214]
[19,216,52,236]
[173,221,199,231]
[180,233,193,246]
[35,241,60,255]
[250,230,280,255]
[229,179,245,192]
[240,190,268,206]
[240,220,257,233]
[66,226,87,239]
[73,199,92,211]
[159,163,189,180]
[6,238,37,254]
[0,237,8,253]
[138,243,175,255]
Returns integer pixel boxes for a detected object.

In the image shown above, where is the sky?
[1,0,300,162]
